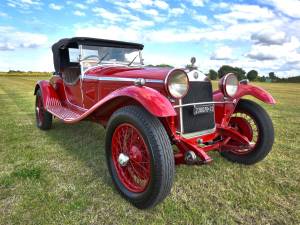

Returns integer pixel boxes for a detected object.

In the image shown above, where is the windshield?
[79,45,143,71]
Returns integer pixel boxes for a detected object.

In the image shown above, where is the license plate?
[193,104,214,116]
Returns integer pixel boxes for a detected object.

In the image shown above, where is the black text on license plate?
[193,104,214,116]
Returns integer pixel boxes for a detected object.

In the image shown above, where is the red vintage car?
[34,37,275,209]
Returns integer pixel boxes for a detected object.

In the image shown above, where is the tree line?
[149,64,300,83]
[206,65,300,83]
[2,66,300,83]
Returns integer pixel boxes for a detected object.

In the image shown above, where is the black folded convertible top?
[52,37,144,72]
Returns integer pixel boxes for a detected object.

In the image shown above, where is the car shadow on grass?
[45,120,117,191]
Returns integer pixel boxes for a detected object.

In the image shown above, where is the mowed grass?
[0,76,299,225]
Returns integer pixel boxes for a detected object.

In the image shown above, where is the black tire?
[105,105,175,209]
[221,99,274,165]
[35,89,52,130]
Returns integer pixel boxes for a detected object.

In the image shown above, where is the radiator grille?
[181,81,215,134]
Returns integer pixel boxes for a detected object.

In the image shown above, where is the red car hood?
[86,66,172,81]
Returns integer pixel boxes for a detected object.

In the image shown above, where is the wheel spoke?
[111,123,151,193]
[228,110,260,155]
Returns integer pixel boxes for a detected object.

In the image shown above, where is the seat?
[62,67,81,85]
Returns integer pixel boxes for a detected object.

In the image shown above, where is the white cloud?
[210,46,234,60]
[49,3,63,10]
[215,4,275,24]
[127,0,152,10]
[263,0,300,18]
[74,3,87,10]
[93,8,122,22]
[154,0,169,9]
[144,9,159,16]
[169,8,185,16]
[0,26,48,51]
[74,10,85,16]
[7,0,42,9]
[189,0,205,7]
[247,36,300,61]
[86,0,97,3]
[251,29,288,45]
[129,20,154,28]
[192,15,209,24]
[0,12,8,17]
[75,25,141,42]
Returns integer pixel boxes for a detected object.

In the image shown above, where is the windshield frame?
[78,44,144,73]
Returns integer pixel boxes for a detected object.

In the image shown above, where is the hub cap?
[118,153,129,167]
[111,123,151,193]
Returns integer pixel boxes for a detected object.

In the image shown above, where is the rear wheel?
[220,99,274,164]
[35,89,52,130]
[105,106,175,209]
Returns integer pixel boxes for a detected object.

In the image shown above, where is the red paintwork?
[111,123,151,192]
[35,75,176,124]
[34,64,275,165]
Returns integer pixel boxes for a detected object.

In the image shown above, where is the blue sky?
[0,0,300,77]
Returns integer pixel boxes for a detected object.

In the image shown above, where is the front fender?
[213,83,275,126]
[235,83,276,104]
[97,85,177,117]
[213,83,275,105]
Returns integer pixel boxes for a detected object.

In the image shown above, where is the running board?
[45,98,86,122]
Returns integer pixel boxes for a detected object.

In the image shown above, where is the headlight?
[165,69,189,99]
[219,73,238,97]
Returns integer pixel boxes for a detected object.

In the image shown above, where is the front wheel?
[105,106,175,209]
[220,99,274,164]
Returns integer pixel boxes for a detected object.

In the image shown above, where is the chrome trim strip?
[80,75,163,83]
[174,101,232,108]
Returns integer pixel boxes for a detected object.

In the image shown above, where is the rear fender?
[34,80,59,106]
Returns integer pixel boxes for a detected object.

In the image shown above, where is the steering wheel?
[80,55,100,63]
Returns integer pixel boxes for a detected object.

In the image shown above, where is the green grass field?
[0,76,299,225]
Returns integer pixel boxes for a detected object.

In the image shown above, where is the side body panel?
[35,79,176,123]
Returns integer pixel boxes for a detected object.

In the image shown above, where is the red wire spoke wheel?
[35,89,52,130]
[106,106,175,209]
[228,112,259,155]
[221,99,274,165]
[36,93,45,126]
[111,123,151,193]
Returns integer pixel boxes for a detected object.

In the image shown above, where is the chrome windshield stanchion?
[79,44,85,108]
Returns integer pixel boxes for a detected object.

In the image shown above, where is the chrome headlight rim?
[165,69,189,99]
[220,73,239,98]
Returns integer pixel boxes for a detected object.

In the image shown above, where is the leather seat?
[62,67,81,85]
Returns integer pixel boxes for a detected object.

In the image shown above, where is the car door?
[82,75,98,109]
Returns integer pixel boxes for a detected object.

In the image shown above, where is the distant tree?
[259,76,267,82]
[156,64,174,68]
[185,64,198,70]
[218,65,246,80]
[218,65,234,78]
[269,72,276,79]
[234,67,247,80]
[208,69,218,80]
[247,70,258,81]
[268,72,279,82]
